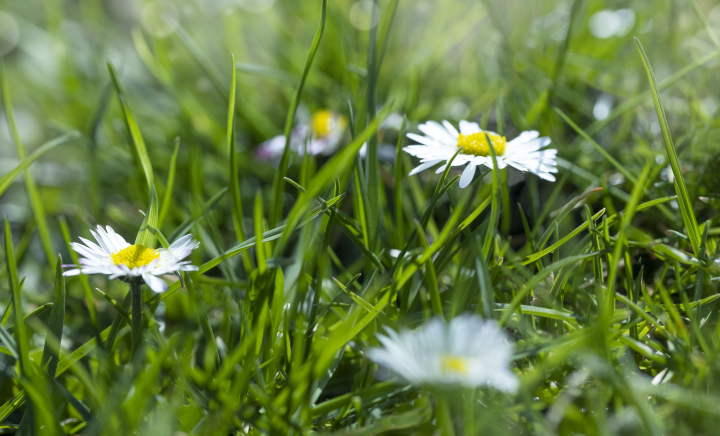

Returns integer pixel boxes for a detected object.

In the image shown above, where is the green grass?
[1,0,720,434]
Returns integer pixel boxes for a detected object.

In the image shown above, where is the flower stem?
[130,281,143,354]
[436,393,456,436]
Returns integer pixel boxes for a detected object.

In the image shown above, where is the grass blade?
[635,38,700,254]
[269,0,328,227]
[158,137,180,229]
[107,61,160,248]
[1,63,56,264]
[0,131,79,198]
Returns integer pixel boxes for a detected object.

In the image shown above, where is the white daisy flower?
[62,225,200,293]
[404,120,558,188]
[255,110,347,160]
[366,315,518,391]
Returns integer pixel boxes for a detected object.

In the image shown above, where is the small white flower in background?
[256,109,401,161]
[366,315,518,391]
[63,225,200,293]
[404,120,558,188]
[255,110,347,160]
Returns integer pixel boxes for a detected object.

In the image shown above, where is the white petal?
[442,120,460,138]
[98,226,119,252]
[70,243,106,262]
[406,132,440,147]
[169,234,193,250]
[90,228,112,254]
[418,121,457,145]
[409,159,442,176]
[105,226,129,251]
[78,237,109,256]
[403,146,457,162]
[510,130,540,143]
[458,163,477,188]
[458,120,482,135]
[142,273,167,293]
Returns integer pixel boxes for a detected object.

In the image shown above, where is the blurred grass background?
[2,0,720,434]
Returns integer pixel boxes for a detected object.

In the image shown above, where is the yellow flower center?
[311,110,346,138]
[457,132,507,157]
[441,355,469,375]
[110,244,160,269]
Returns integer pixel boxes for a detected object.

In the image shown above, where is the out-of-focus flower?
[255,110,347,160]
[367,315,518,391]
[588,9,635,39]
[63,225,199,293]
[404,120,557,188]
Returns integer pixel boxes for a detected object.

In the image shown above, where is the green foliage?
[2,1,720,435]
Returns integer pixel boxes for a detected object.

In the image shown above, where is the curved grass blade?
[4,219,30,376]
[94,288,131,325]
[0,131,79,198]
[227,53,253,273]
[1,63,56,264]
[269,0,328,227]
[635,38,700,254]
[107,61,159,249]
[41,255,66,381]
[167,186,228,242]
[184,272,220,368]
[158,137,180,229]
[274,106,391,256]
[554,108,637,185]
[59,216,101,341]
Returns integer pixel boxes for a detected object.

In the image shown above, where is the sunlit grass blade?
[1,62,56,264]
[227,53,253,273]
[93,288,131,325]
[107,61,159,248]
[254,191,267,273]
[184,272,220,368]
[0,131,79,198]
[554,108,637,184]
[158,137,180,229]
[59,216,101,345]
[603,160,651,334]
[4,219,30,377]
[41,255,66,382]
[269,0,328,227]
[635,38,700,253]
[274,106,391,256]
[152,197,339,305]
[167,187,228,243]
[365,0,381,253]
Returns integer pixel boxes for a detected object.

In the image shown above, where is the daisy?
[255,109,347,160]
[366,315,518,391]
[63,225,200,293]
[404,120,558,188]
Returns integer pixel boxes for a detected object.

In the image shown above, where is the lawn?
[1,0,720,434]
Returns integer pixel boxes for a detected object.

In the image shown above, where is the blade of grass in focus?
[635,38,700,255]
[269,0,328,228]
